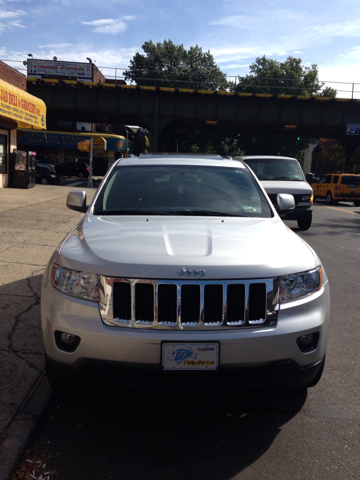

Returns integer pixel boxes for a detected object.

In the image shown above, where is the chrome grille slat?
[226,283,245,326]
[99,278,279,329]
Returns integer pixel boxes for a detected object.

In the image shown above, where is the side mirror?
[66,190,87,212]
[305,173,315,184]
[276,193,295,214]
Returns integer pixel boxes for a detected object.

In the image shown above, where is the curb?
[0,369,54,480]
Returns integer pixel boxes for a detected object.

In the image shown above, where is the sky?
[1,0,360,98]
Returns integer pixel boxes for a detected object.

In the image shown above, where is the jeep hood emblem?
[177,267,206,277]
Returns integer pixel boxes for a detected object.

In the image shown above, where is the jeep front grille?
[99,278,279,330]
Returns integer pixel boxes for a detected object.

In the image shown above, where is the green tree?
[235,56,337,97]
[236,132,312,162]
[159,128,243,156]
[312,138,345,174]
[124,39,229,90]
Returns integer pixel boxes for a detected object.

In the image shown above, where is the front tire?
[326,191,333,205]
[40,177,49,185]
[354,200,360,207]
[297,217,312,231]
[78,172,85,179]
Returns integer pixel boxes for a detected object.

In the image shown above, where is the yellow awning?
[0,78,46,130]
[92,137,107,150]
[78,137,107,151]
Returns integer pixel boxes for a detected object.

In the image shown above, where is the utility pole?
[87,138,93,187]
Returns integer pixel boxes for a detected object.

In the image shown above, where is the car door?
[57,163,68,176]
[315,175,332,198]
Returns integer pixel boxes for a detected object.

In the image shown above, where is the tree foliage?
[235,56,337,97]
[236,132,311,161]
[124,39,229,90]
[312,139,360,175]
[159,128,243,157]
[312,138,345,174]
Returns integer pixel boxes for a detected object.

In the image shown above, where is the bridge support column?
[150,97,160,153]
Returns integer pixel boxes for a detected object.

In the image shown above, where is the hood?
[56,214,317,279]
[54,214,320,280]
[260,180,312,195]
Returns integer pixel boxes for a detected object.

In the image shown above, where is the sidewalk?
[0,184,96,480]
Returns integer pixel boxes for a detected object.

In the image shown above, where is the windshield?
[93,165,273,218]
[243,158,305,181]
[37,165,53,173]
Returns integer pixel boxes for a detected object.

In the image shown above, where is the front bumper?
[46,355,325,389]
[41,276,330,389]
[281,205,312,221]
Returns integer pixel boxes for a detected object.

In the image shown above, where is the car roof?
[323,173,360,176]
[139,153,224,160]
[115,154,247,169]
[238,155,298,161]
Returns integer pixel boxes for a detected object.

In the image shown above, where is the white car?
[239,156,314,231]
[41,154,330,390]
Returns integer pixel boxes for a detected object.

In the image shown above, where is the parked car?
[35,163,61,185]
[55,161,89,178]
[42,154,330,391]
[311,173,360,206]
[239,156,314,231]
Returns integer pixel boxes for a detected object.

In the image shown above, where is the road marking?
[325,206,360,216]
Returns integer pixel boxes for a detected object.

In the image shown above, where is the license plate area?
[162,343,219,370]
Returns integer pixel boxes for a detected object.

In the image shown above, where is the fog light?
[61,332,75,344]
[55,330,81,353]
[297,332,319,353]
[299,334,313,345]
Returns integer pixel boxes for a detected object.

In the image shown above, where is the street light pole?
[87,138,93,187]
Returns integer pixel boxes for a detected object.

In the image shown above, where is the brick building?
[0,61,26,91]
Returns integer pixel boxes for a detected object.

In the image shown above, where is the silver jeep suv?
[41,154,330,390]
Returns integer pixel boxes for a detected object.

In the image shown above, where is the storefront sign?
[27,59,93,82]
[18,130,127,152]
[0,79,46,129]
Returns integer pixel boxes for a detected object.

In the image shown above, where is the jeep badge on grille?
[177,267,206,277]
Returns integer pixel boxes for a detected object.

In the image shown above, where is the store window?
[0,134,7,174]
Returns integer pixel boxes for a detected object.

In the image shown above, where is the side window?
[324,175,332,183]
[332,176,339,183]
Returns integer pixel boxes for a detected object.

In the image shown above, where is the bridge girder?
[28,79,360,164]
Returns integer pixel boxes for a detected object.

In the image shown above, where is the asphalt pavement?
[0,182,97,480]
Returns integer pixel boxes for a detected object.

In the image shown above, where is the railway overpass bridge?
[27,78,360,167]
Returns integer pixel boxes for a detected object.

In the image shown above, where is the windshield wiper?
[96,209,247,217]
[165,210,247,217]
[271,177,302,181]
[95,209,168,215]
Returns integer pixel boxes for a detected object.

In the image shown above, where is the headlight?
[278,267,322,303]
[301,195,311,202]
[51,264,99,302]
